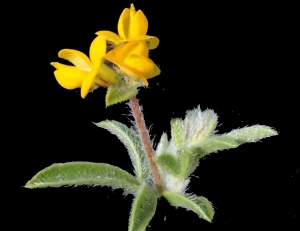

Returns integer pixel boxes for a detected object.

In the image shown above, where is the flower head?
[51,4,161,105]
[51,36,119,98]
[96,4,159,49]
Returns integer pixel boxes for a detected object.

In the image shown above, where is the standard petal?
[89,36,106,65]
[118,8,130,39]
[124,54,161,79]
[53,66,87,90]
[95,31,121,45]
[58,49,92,71]
[129,10,148,38]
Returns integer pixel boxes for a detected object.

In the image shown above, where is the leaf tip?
[24,182,32,189]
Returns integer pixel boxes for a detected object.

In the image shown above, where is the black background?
[14,0,298,229]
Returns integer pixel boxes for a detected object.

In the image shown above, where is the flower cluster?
[51,4,160,104]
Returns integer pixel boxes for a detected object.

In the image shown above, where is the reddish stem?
[129,97,163,193]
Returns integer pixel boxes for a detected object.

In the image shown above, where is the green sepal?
[225,125,278,145]
[25,162,140,195]
[96,120,150,182]
[162,191,214,222]
[129,183,158,231]
[105,85,138,107]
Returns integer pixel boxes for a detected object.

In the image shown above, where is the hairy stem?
[129,97,163,193]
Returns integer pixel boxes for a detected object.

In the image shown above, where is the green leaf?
[191,109,218,146]
[185,152,201,176]
[196,135,238,158]
[129,183,158,231]
[178,149,192,177]
[155,154,180,176]
[25,162,140,194]
[162,191,214,222]
[96,120,150,182]
[181,106,218,147]
[225,125,278,145]
[155,132,168,156]
[171,118,185,149]
[155,149,194,181]
[185,136,238,175]
[105,86,138,107]
[183,106,201,141]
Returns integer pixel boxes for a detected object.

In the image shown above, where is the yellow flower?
[51,36,119,98]
[96,4,159,49]
[104,41,160,86]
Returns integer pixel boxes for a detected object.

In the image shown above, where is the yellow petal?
[119,35,159,50]
[117,8,130,39]
[124,54,161,79]
[93,77,110,88]
[129,10,148,38]
[58,49,92,71]
[130,4,137,20]
[144,36,159,50]
[89,36,106,65]
[97,62,120,85]
[105,41,148,64]
[104,42,151,85]
[95,31,121,45]
[104,57,149,86]
[51,62,72,70]
[81,65,98,98]
[53,66,87,90]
